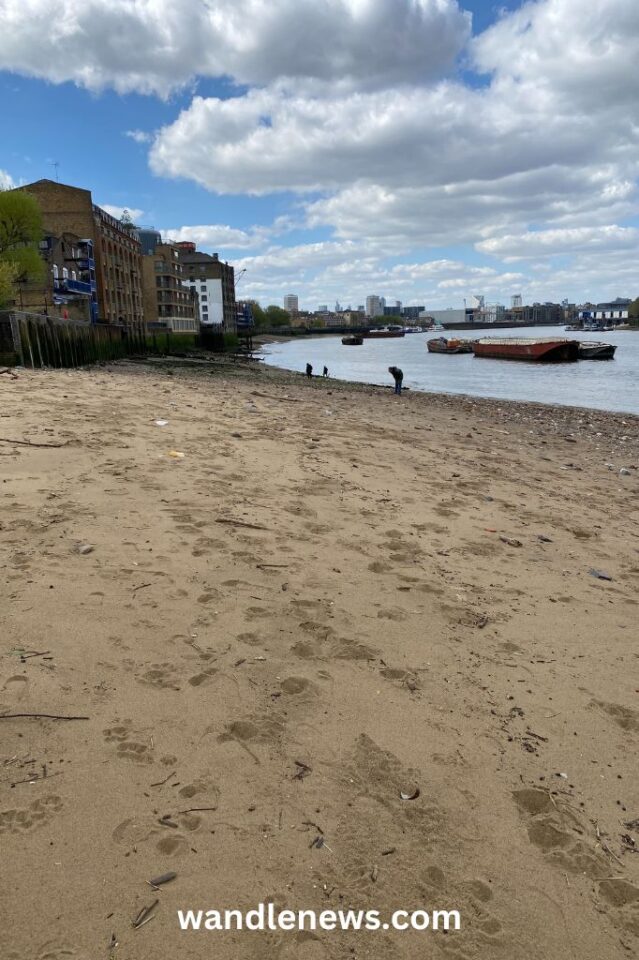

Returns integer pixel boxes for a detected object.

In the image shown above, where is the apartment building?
[18,179,143,326]
[284,294,299,314]
[365,295,384,318]
[140,233,198,332]
[175,243,236,331]
[17,232,97,323]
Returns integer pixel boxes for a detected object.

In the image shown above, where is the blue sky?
[1,0,637,310]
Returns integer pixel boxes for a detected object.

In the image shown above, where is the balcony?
[55,277,92,296]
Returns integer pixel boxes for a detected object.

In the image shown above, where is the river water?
[262,326,639,415]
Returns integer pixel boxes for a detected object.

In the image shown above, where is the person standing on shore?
[323,366,329,378]
[388,366,403,395]
[306,363,313,378]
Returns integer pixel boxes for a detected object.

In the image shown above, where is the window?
[200,285,206,292]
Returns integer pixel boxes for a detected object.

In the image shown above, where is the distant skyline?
[1,0,637,310]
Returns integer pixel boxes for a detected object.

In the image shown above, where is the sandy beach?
[1,357,638,960]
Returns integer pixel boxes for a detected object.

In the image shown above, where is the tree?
[0,190,44,302]
[628,297,639,322]
[264,305,291,327]
[246,300,266,327]
[0,260,17,308]
[119,209,138,233]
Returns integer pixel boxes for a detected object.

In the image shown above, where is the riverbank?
[1,359,638,960]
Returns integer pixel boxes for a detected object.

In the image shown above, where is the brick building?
[175,242,236,331]
[139,232,198,332]
[17,232,98,323]
[18,180,143,326]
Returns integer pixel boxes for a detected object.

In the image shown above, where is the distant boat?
[427,337,474,354]
[565,324,580,331]
[426,322,445,332]
[578,341,617,360]
[342,335,363,345]
[362,327,405,339]
[473,337,579,362]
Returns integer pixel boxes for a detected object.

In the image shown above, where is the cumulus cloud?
[3,0,638,306]
[99,204,144,221]
[161,223,267,250]
[0,0,469,96]
[0,169,15,189]
[476,225,639,261]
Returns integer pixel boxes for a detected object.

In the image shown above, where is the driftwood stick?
[0,437,69,448]
[0,712,89,721]
[250,392,300,403]
[216,518,268,531]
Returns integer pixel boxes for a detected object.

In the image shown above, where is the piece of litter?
[589,568,613,581]
[76,543,94,555]
[168,451,185,459]
[400,787,420,801]
[154,419,169,427]
[499,536,522,548]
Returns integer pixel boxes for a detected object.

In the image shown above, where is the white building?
[284,294,299,314]
[511,294,522,308]
[366,295,384,318]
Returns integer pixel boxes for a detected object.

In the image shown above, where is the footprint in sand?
[292,634,376,662]
[376,607,408,622]
[593,699,639,733]
[103,723,154,764]
[36,943,77,960]
[0,674,28,710]
[136,662,182,691]
[156,834,190,856]
[188,667,218,687]
[513,788,607,878]
[280,676,318,698]
[178,777,220,806]
[0,795,63,835]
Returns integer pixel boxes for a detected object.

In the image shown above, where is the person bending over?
[388,366,403,395]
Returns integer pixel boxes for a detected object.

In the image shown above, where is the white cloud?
[0,169,15,189]
[161,224,266,250]
[476,225,639,261]
[99,204,144,221]
[3,0,638,308]
[125,130,153,144]
[0,0,469,97]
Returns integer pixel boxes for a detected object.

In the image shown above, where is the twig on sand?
[216,517,268,531]
[257,563,290,569]
[176,807,218,815]
[132,582,153,594]
[0,437,69,448]
[0,712,89,721]
[8,771,64,787]
[132,900,159,929]
[150,770,177,787]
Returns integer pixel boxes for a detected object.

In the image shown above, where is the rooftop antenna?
[50,160,60,182]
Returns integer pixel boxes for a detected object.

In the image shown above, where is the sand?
[1,357,638,960]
